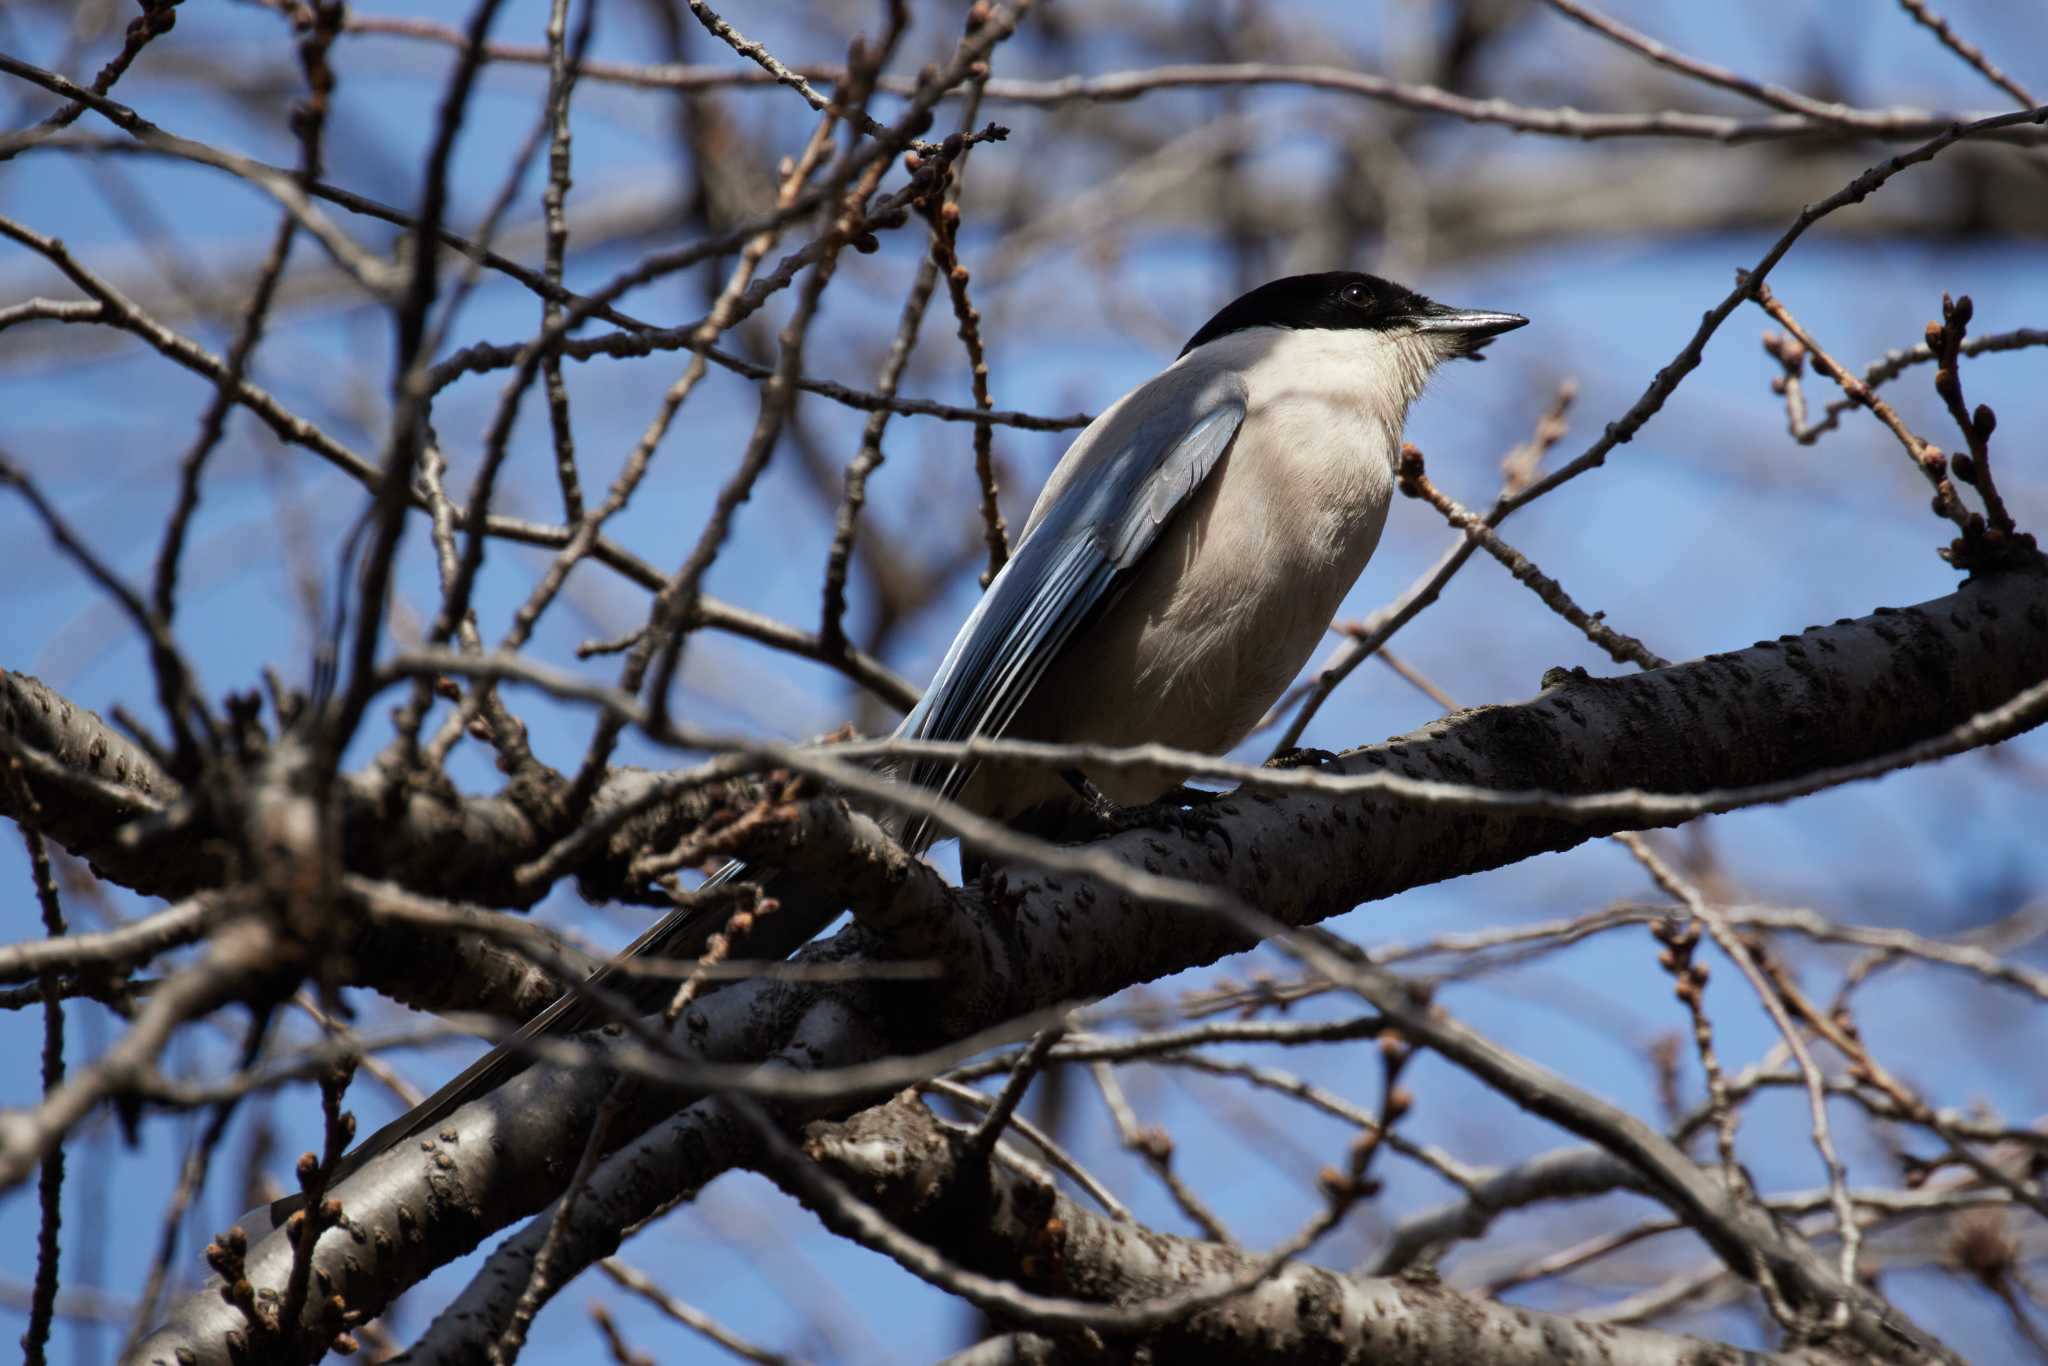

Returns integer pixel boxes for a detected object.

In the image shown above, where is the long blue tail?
[258,858,827,1229]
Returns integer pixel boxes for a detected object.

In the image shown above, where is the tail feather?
[257,859,820,1231]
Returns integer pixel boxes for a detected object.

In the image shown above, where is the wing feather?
[895,370,1247,844]
[253,369,1247,1220]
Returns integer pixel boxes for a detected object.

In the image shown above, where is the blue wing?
[254,372,1244,1221]
[894,368,1248,845]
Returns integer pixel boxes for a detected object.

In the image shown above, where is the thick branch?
[775,1096,1838,1365]
[17,566,2048,924]
[120,564,2048,1362]
[0,675,764,910]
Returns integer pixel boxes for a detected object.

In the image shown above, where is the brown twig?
[1773,324,2048,445]
[1750,948,2048,1224]
[1928,292,2025,549]
[1642,896,1740,1181]
[538,0,592,524]
[1623,839,1863,1296]
[1543,0,1918,135]
[589,1302,653,1366]
[272,12,2048,145]
[913,20,1010,586]
[634,111,896,750]
[1270,382,1581,750]
[1396,445,1671,669]
[684,0,941,156]
[1316,1030,1415,1210]
[274,1057,358,1351]
[8,764,67,1366]
[597,1258,792,1364]
[24,0,180,136]
[472,102,854,812]
[966,1025,1062,1161]
[0,442,217,770]
[1896,0,2036,107]
[384,5,607,777]
[1751,280,1980,554]
[631,16,1027,750]
[925,193,1009,584]
[1089,1060,1236,1245]
[6,50,1091,447]
[412,445,543,778]
[1498,101,2048,528]
[490,1090,621,1365]
[149,0,339,657]
[323,0,512,758]
[820,14,1003,654]
[127,1067,246,1350]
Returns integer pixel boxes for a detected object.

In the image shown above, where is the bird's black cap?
[1179,271,1527,359]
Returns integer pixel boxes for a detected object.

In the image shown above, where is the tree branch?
[115,562,2048,1362]
[776,1095,1837,1365]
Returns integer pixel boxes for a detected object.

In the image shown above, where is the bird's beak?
[1409,302,1528,360]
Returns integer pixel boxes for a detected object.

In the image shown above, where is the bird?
[266,271,1525,1223]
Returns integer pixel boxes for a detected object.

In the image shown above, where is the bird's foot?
[1137,786,1234,853]
[993,775,1233,853]
[1265,745,1339,771]
[1063,776,1234,852]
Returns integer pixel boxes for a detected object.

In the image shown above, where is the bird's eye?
[1339,282,1371,307]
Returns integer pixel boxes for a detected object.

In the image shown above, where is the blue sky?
[2,1,2046,1360]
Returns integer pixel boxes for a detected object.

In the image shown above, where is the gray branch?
[778,1096,1839,1365]
[111,562,2048,1363]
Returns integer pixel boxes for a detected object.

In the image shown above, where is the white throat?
[1177,324,1437,456]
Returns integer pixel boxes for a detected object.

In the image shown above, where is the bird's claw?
[1265,745,1339,771]
[1086,785,1234,854]
[1003,775,1235,856]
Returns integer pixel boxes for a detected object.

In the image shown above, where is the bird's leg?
[971,775,1234,877]
[1060,768,1122,823]
[963,785,1112,880]
[1045,770,1233,850]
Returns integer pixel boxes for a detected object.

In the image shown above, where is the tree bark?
[779,1095,1844,1366]
[75,561,2048,1364]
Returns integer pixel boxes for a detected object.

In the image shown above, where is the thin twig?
[240,12,2047,145]
[1896,0,2036,107]
[8,764,67,1366]
[684,0,940,155]
[967,1026,1062,1160]
[920,1076,1131,1221]
[324,0,512,757]
[1089,1061,1236,1244]
[1624,838,1862,1296]
[491,1091,621,1364]
[626,119,893,785]
[597,1257,792,1365]
[1752,281,1968,529]
[916,77,1009,582]
[1394,445,1670,669]
[0,441,216,766]
[539,0,590,523]
[820,37,1001,652]
[1504,102,2048,525]
[1543,0,1904,131]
